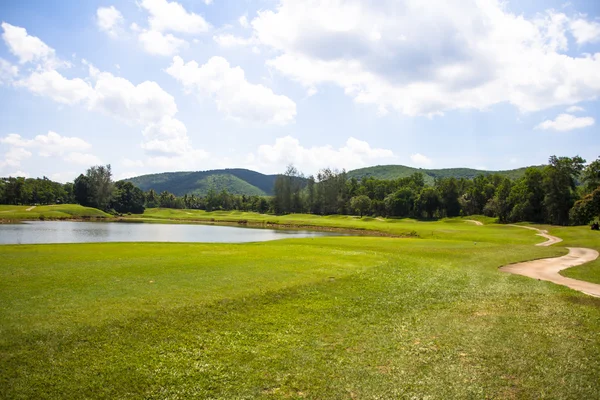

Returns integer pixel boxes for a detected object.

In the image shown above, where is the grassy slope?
[0,204,110,220]
[2,220,600,398]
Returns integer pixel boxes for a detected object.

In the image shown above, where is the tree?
[350,195,371,217]
[436,177,461,217]
[85,165,114,210]
[416,187,441,219]
[111,181,145,214]
[582,157,600,194]
[543,156,585,225]
[73,174,92,206]
[384,188,415,217]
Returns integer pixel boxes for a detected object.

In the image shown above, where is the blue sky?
[0,0,599,182]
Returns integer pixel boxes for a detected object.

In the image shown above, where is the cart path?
[464,219,483,226]
[26,206,36,211]
[499,225,600,297]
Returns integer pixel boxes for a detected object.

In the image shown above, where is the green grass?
[0,204,111,220]
[2,221,600,398]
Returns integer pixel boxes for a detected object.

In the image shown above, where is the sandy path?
[500,225,600,297]
[465,219,483,226]
[26,206,36,211]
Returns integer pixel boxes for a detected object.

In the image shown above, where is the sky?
[0,0,599,182]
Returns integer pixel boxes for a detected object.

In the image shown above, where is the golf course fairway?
[1,218,600,399]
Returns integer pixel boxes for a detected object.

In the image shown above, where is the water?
[0,221,339,245]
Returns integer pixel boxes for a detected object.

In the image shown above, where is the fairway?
[2,221,600,399]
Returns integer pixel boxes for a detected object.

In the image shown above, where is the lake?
[0,221,340,245]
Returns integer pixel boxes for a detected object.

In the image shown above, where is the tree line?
[1,155,598,225]
[272,156,600,226]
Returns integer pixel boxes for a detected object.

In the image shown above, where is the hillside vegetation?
[125,169,278,196]
[348,165,542,185]
[124,165,542,196]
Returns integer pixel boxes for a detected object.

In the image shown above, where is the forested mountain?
[348,165,542,184]
[124,169,279,196]
[125,165,541,196]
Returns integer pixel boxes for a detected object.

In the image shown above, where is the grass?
[0,204,110,220]
[2,220,600,398]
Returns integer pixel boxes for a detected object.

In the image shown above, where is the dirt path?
[464,219,483,226]
[500,225,600,297]
[26,206,36,211]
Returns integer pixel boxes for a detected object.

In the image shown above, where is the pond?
[0,221,341,245]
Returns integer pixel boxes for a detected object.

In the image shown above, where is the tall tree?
[543,156,585,225]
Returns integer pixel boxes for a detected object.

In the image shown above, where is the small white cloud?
[15,69,94,105]
[535,113,595,131]
[566,105,585,112]
[140,0,211,34]
[138,30,188,56]
[0,146,32,168]
[122,158,145,168]
[410,153,433,167]
[3,170,30,178]
[239,15,250,28]
[166,56,296,125]
[96,6,124,38]
[570,17,600,45]
[1,22,58,66]
[1,131,92,157]
[204,0,213,4]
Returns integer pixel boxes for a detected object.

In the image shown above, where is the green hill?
[124,169,278,196]
[347,165,543,184]
[125,165,544,197]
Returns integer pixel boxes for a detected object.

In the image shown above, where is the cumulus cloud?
[1,22,56,65]
[535,113,595,131]
[96,6,124,38]
[410,153,433,167]
[0,146,32,168]
[166,56,296,125]
[139,0,210,34]
[251,1,600,116]
[213,34,257,47]
[570,17,600,44]
[138,29,188,56]
[0,131,91,156]
[566,105,585,112]
[2,23,206,162]
[251,136,394,173]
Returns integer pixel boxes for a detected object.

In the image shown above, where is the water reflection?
[0,221,339,245]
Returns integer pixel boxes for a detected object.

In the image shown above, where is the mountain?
[347,165,542,185]
[125,165,543,196]
[124,169,278,196]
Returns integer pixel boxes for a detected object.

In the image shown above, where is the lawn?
[0,204,110,220]
[1,221,600,399]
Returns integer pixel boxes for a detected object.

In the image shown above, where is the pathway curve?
[465,219,483,226]
[25,206,36,211]
[499,225,600,297]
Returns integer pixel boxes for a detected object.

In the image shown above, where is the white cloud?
[535,113,595,131]
[239,15,250,28]
[0,146,32,168]
[570,17,600,44]
[122,158,145,168]
[140,0,210,34]
[96,6,124,38]
[204,0,214,4]
[1,22,56,65]
[0,58,18,84]
[1,131,92,157]
[138,29,188,56]
[566,105,585,112]
[2,170,30,178]
[64,152,103,165]
[252,136,394,173]
[410,153,433,167]
[167,56,296,125]
[251,1,600,116]
[16,69,94,104]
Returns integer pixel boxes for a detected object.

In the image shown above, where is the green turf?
[0,204,111,220]
[1,221,600,398]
